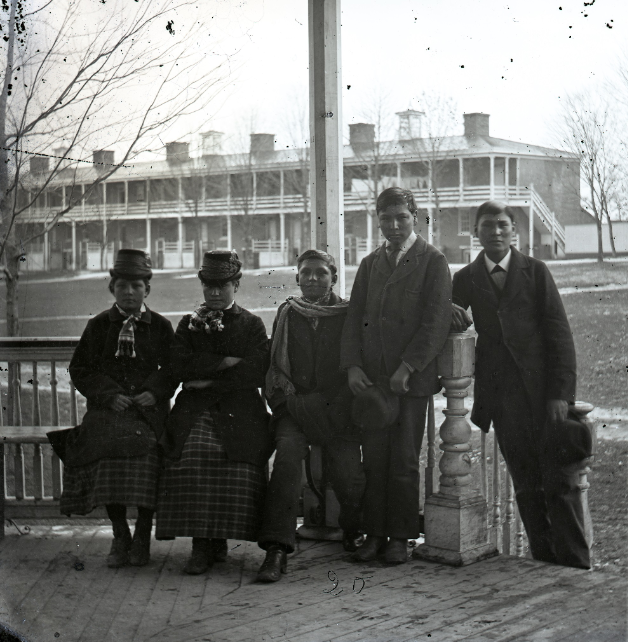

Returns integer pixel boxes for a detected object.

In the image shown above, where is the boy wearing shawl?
[257,250,366,583]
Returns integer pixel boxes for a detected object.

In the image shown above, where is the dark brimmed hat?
[545,408,596,466]
[198,250,242,284]
[351,377,400,432]
[109,249,152,280]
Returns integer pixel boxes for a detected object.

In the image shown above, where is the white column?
[43,230,49,271]
[178,216,184,268]
[459,158,464,200]
[396,161,401,187]
[71,220,76,271]
[489,156,495,199]
[308,0,345,296]
[280,212,286,265]
[227,214,232,251]
[366,210,373,254]
[529,182,535,257]
[504,158,510,200]
[146,218,151,257]
[428,206,434,245]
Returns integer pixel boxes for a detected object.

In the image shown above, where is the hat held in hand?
[110,249,152,280]
[351,376,400,432]
[198,250,242,284]
[546,407,596,466]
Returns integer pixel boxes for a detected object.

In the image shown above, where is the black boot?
[106,504,131,568]
[183,538,212,575]
[129,508,153,567]
[257,544,288,583]
[211,538,228,563]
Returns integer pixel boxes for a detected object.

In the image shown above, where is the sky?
[177,0,628,153]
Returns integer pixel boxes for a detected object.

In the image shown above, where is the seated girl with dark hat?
[60,249,176,568]
[156,251,272,575]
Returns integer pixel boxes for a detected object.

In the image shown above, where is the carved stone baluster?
[480,430,488,500]
[491,435,502,552]
[32,361,44,501]
[50,360,62,501]
[415,330,498,566]
[503,472,515,555]
[571,401,596,548]
[425,395,437,499]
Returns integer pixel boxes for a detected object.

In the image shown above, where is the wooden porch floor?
[0,522,625,642]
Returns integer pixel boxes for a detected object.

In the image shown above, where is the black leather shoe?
[257,547,288,583]
[183,538,212,575]
[384,538,408,564]
[128,536,151,567]
[342,531,365,553]
[351,536,387,562]
[107,533,132,568]
[211,538,228,563]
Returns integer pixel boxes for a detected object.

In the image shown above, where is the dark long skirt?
[60,432,160,516]
[155,410,266,541]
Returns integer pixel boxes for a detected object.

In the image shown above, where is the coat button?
[136,430,142,436]
[382,317,387,321]
[130,385,136,391]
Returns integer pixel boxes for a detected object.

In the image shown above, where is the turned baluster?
[32,361,44,501]
[515,507,525,557]
[425,396,438,499]
[50,360,63,501]
[503,472,515,555]
[491,436,502,551]
[415,330,497,566]
[12,362,25,501]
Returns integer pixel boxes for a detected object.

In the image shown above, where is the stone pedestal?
[414,330,498,566]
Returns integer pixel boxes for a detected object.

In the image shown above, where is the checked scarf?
[188,302,226,334]
[115,305,144,358]
[265,295,349,399]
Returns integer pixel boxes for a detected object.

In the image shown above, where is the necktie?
[387,246,401,269]
[490,265,507,290]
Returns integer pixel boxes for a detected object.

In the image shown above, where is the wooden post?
[298,0,345,542]
[308,0,345,296]
[71,220,76,271]
[414,330,498,566]
[529,183,535,257]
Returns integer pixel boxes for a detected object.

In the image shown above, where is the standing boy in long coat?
[341,187,452,564]
[451,200,590,569]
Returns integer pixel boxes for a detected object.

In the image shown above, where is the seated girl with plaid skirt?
[60,249,176,569]
[156,251,272,575]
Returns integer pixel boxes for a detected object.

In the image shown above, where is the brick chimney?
[93,150,115,174]
[349,123,375,152]
[249,133,275,155]
[463,113,490,138]
[29,156,49,174]
[166,141,190,163]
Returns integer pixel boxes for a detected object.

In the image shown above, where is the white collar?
[386,231,417,252]
[224,300,235,310]
[484,248,512,273]
[115,303,147,317]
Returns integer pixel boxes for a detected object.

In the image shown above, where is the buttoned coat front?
[340,235,452,397]
[452,247,577,432]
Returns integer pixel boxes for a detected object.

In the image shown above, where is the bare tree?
[405,92,459,250]
[555,91,621,262]
[0,0,227,335]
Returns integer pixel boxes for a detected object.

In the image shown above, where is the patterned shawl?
[265,295,349,399]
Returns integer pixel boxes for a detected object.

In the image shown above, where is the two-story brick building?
[17,112,590,271]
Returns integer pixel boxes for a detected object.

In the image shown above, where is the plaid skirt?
[155,410,266,541]
[60,432,160,516]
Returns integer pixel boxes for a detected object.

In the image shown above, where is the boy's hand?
[217,356,243,371]
[390,363,411,395]
[546,399,568,424]
[110,394,133,412]
[184,380,214,390]
[347,366,372,395]
[451,304,473,332]
[133,391,157,407]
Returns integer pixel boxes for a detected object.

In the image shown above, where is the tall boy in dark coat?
[452,200,590,569]
[341,187,452,564]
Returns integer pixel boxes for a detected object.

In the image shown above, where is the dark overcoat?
[340,235,452,397]
[267,291,349,410]
[452,247,577,432]
[66,306,176,462]
[161,304,272,466]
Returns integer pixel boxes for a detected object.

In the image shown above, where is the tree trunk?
[605,211,617,257]
[595,214,604,263]
[4,235,21,337]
